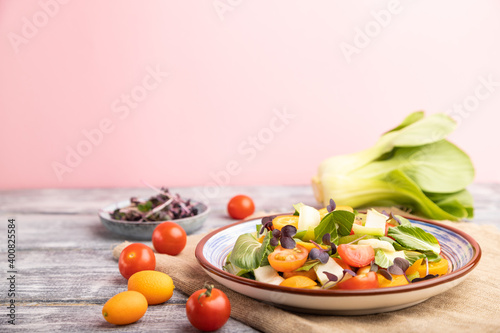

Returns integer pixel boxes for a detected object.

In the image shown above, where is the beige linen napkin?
[112,217,500,333]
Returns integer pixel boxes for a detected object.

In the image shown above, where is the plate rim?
[195,213,482,297]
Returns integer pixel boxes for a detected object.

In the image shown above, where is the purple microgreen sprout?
[369,261,393,281]
[410,258,441,283]
[388,212,401,225]
[308,233,337,264]
[269,225,297,249]
[260,216,275,235]
[110,184,198,222]
[378,269,393,281]
[326,199,336,213]
[412,274,439,283]
[270,229,281,247]
[309,244,330,264]
[343,268,357,277]
[388,257,411,283]
[321,271,339,289]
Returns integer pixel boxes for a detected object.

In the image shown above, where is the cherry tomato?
[417,257,449,277]
[377,273,408,288]
[152,221,187,255]
[186,284,231,331]
[227,195,255,219]
[118,243,156,279]
[337,271,379,290]
[272,215,299,230]
[337,244,375,268]
[385,222,396,236]
[333,257,352,270]
[268,245,309,272]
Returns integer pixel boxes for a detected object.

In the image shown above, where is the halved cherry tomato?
[272,215,299,230]
[337,271,378,290]
[268,245,309,272]
[385,222,396,236]
[333,257,352,270]
[417,258,449,277]
[350,219,363,235]
[318,208,328,220]
[280,276,317,288]
[337,244,375,268]
[377,273,409,288]
[405,258,424,276]
[295,241,327,252]
[283,268,317,281]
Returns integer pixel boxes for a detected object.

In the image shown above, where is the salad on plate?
[223,199,449,290]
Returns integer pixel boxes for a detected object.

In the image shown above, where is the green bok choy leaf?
[312,112,474,221]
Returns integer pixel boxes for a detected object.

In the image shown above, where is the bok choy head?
[312,111,474,221]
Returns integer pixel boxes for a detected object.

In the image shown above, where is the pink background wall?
[1,0,499,190]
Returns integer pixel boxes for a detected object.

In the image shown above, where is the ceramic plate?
[195,215,481,315]
[99,200,210,240]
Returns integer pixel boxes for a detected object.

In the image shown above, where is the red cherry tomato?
[118,243,156,279]
[385,222,396,236]
[152,221,187,255]
[227,195,255,220]
[268,245,309,272]
[337,244,375,268]
[186,285,231,331]
[337,271,379,290]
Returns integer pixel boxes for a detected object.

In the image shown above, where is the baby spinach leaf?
[313,210,355,243]
[295,259,321,272]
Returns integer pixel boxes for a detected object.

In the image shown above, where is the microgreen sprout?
[412,274,439,283]
[343,268,357,277]
[110,186,198,222]
[321,271,339,289]
[389,212,401,225]
[410,257,438,282]
[326,198,336,213]
[270,225,297,249]
[260,216,275,234]
[308,233,337,264]
[388,257,411,283]
[369,261,393,281]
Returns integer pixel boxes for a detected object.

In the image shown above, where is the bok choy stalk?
[312,111,474,221]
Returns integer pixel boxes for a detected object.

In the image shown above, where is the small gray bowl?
[99,200,210,240]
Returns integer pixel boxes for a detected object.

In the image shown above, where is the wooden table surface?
[1,184,499,332]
